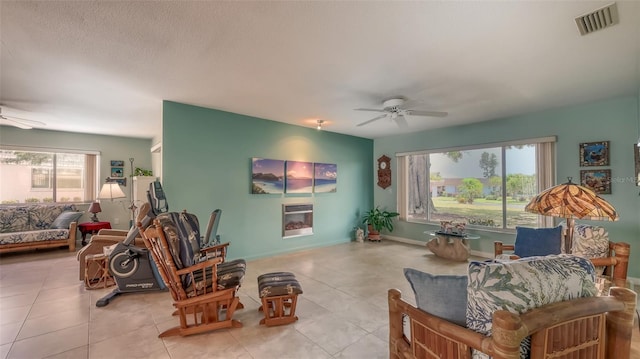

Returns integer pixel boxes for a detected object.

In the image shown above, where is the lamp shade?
[525,178,618,222]
[525,177,618,253]
[97,182,127,200]
[88,202,102,214]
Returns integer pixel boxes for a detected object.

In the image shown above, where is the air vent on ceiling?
[575,2,619,36]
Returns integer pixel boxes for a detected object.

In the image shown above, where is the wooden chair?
[389,286,637,359]
[494,240,630,287]
[140,218,242,337]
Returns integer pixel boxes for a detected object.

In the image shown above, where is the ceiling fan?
[0,107,46,129]
[355,98,448,128]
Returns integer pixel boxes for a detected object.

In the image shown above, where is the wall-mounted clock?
[377,155,391,189]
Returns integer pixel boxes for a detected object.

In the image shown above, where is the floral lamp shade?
[525,177,618,253]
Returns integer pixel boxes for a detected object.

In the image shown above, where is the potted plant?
[362,206,399,241]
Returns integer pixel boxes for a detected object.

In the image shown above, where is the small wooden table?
[78,221,111,246]
[84,253,115,289]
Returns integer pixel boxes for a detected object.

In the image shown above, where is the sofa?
[390,255,637,359]
[0,203,81,254]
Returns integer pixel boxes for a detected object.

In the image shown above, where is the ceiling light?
[316,120,324,131]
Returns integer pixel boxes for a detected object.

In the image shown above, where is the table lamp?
[524,177,618,253]
[87,202,102,222]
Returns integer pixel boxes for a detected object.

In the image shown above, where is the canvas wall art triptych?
[251,158,337,194]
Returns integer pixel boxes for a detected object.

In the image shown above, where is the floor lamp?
[524,177,619,253]
[98,182,126,201]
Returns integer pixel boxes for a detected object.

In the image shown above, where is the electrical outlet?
[114,218,120,225]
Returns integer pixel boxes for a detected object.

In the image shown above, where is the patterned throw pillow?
[466,255,597,359]
[0,206,30,233]
[571,223,609,259]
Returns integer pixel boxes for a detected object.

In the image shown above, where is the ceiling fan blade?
[0,117,33,129]
[354,108,386,113]
[405,110,448,117]
[356,114,388,127]
[395,115,409,128]
[2,115,46,126]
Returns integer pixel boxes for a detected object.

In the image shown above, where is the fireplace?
[282,204,313,238]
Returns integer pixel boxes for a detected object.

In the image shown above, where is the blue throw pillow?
[513,226,562,258]
[50,211,83,229]
[404,268,468,327]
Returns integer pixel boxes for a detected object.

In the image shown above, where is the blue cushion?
[49,211,83,229]
[513,226,562,258]
[404,268,468,327]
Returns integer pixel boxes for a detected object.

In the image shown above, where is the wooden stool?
[257,272,303,327]
[84,254,115,289]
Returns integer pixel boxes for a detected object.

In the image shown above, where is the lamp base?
[91,214,99,223]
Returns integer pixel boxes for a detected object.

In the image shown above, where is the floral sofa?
[0,204,81,253]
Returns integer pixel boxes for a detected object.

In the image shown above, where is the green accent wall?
[374,95,640,278]
[0,127,152,229]
[162,101,373,261]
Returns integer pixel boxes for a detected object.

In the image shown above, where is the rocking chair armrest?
[175,257,223,276]
[175,287,237,307]
[200,242,229,254]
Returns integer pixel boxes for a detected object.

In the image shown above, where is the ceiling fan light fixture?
[354,97,448,128]
[316,120,324,131]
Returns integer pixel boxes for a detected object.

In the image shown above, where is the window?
[0,148,98,204]
[398,137,555,231]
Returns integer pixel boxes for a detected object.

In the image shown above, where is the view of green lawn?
[409,197,538,228]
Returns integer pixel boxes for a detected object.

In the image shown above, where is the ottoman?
[257,272,303,327]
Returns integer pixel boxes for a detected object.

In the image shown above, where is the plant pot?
[367,224,381,241]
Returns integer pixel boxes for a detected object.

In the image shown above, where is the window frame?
[0,145,100,204]
[397,136,556,234]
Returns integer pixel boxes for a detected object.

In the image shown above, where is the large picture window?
[0,148,98,204]
[398,137,555,231]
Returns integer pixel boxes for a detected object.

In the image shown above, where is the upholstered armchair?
[76,228,144,281]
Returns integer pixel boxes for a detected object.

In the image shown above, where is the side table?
[78,221,111,246]
[425,231,480,261]
[84,254,115,289]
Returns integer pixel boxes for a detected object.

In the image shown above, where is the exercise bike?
[95,180,168,307]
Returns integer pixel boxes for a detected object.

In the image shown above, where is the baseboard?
[384,235,425,247]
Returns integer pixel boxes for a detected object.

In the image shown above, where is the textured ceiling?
[1,1,639,140]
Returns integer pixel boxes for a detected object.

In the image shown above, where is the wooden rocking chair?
[139,212,243,337]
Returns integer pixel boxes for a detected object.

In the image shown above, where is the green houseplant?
[362,206,399,241]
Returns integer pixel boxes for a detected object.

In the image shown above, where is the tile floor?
[0,240,638,359]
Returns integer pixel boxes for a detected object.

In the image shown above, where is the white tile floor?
[0,240,638,358]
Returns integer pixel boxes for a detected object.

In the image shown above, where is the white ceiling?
[1,1,639,140]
